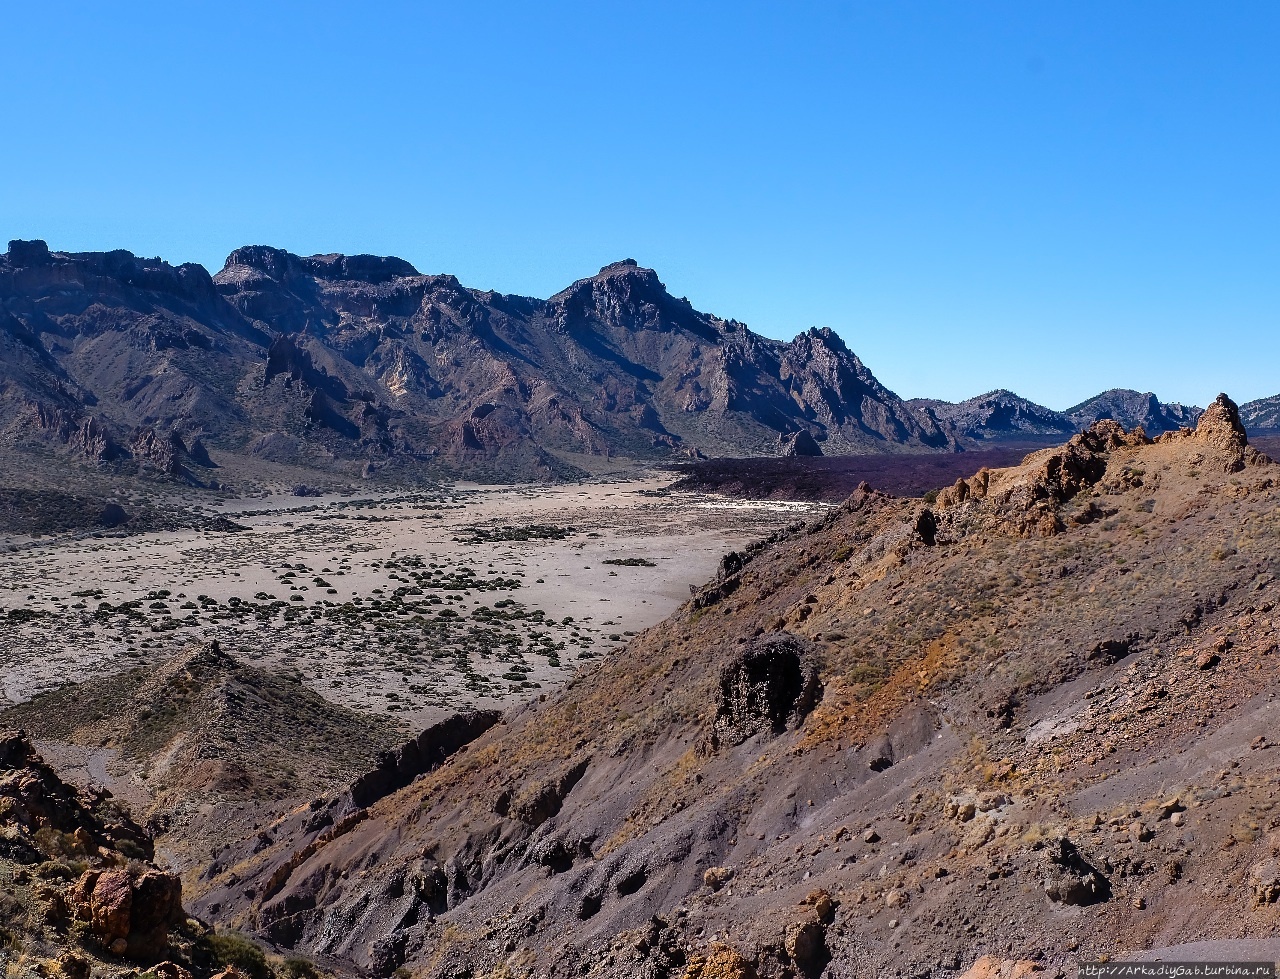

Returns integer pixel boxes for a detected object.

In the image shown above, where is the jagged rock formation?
[780,430,823,457]
[69,865,184,958]
[1,241,959,483]
[0,732,201,970]
[156,394,1280,977]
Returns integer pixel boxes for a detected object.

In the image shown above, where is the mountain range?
[2,238,1277,483]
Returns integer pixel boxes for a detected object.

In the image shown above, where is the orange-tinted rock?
[684,945,758,979]
[960,956,1042,979]
[70,866,184,959]
[1195,393,1248,454]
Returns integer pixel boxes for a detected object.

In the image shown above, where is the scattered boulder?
[1250,859,1280,906]
[685,944,759,979]
[1041,837,1111,906]
[780,430,823,457]
[150,962,193,979]
[801,888,836,924]
[97,503,129,528]
[54,953,90,979]
[703,866,734,892]
[68,866,184,959]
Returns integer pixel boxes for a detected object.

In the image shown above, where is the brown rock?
[959,955,1042,979]
[89,869,134,944]
[54,953,90,979]
[684,944,759,979]
[784,918,828,974]
[69,866,184,959]
[1195,393,1248,454]
[152,963,194,979]
[703,866,734,892]
[802,888,837,924]
[1250,859,1280,906]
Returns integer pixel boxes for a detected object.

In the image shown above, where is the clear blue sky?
[3,2,1277,410]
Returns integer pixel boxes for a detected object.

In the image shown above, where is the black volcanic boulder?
[780,431,823,457]
[712,634,822,746]
[97,503,129,528]
[1041,837,1110,906]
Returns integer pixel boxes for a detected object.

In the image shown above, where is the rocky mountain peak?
[1066,388,1201,435]
[220,245,303,280]
[549,259,696,336]
[599,258,640,274]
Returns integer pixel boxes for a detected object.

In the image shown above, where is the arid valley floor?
[1,475,820,741]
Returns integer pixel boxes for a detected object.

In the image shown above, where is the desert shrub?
[208,931,272,979]
[33,827,81,859]
[281,957,322,979]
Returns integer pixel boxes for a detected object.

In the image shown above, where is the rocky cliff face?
[0,241,962,482]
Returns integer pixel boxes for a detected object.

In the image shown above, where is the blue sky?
[3,2,1277,410]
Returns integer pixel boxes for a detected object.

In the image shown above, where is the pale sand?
[0,476,826,728]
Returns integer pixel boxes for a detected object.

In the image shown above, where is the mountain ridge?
[1,239,959,483]
[4,237,1268,488]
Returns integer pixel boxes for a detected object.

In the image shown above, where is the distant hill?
[1241,394,1280,435]
[910,388,1204,444]
[908,389,1077,443]
[1065,388,1201,434]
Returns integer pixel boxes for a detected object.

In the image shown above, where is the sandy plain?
[0,476,825,729]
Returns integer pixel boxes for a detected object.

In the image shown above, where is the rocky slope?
[121,394,1280,979]
[0,241,959,484]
